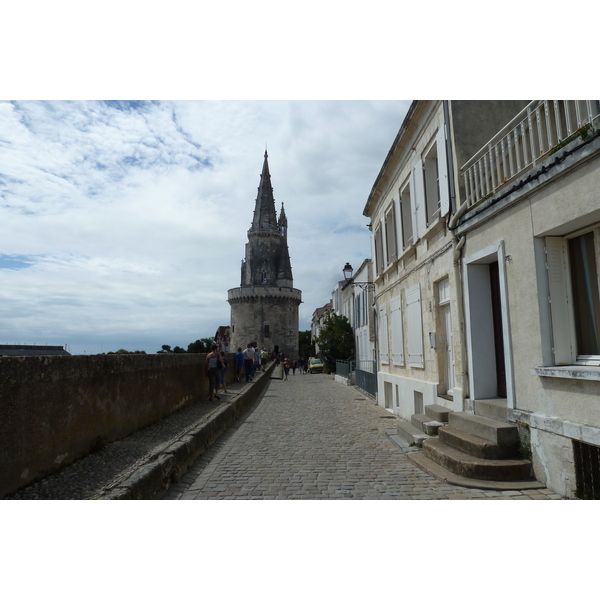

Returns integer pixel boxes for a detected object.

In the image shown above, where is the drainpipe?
[443,101,470,409]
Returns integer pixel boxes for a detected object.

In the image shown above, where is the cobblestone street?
[164,373,563,500]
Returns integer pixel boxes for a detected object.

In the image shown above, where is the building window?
[264,325,270,338]
[546,226,600,365]
[569,231,600,356]
[400,182,413,250]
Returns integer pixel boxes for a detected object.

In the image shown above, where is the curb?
[98,361,276,500]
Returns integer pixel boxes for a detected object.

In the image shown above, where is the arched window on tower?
[264,325,270,338]
[261,270,268,284]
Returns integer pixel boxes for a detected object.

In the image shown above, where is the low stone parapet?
[0,352,239,498]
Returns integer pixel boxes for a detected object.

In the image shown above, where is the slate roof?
[0,345,71,357]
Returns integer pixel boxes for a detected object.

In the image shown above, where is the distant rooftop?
[0,345,71,357]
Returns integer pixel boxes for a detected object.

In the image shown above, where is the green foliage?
[156,338,215,354]
[298,330,314,362]
[315,311,355,374]
[187,338,215,353]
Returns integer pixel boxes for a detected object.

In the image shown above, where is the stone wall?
[0,352,235,498]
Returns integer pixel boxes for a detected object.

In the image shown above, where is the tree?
[298,330,314,362]
[187,338,215,353]
[315,311,355,374]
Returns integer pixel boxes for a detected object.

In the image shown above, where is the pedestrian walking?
[292,359,298,375]
[261,348,268,372]
[283,358,290,381]
[243,343,255,382]
[204,344,223,401]
[219,351,229,393]
[252,342,259,379]
[235,347,244,382]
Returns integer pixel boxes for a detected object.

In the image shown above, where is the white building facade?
[455,100,600,498]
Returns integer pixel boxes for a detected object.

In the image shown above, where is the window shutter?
[394,196,404,251]
[546,237,576,365]
[390,295,404,365]
[437,126,450,217]
[412,160,427,240]
[406,284,424,367]
[379,304,389,364]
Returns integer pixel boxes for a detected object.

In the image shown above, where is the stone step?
[422,438,534,482]
[425,403,453,422]
[411,414,445,435]
[408,451,544,491]
[396,421,431,447]
[448,412,518,445]
[439,425,518,460]
[474,399,508,423]
[386,430,421,454]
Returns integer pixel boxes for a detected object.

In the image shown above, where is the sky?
[0,100,411,354]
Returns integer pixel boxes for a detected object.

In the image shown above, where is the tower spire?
[250,150,278,232]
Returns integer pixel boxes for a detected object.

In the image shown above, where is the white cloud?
[0,100,410,353]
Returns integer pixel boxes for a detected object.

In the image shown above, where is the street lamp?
[342,263,375,291]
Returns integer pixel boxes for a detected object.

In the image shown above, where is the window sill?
[532,365,600,381]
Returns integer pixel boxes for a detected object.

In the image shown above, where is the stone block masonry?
[0,352,237,498]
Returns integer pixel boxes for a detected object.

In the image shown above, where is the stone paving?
[163,372,564,500]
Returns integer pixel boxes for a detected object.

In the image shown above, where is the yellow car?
[308,358,324,374]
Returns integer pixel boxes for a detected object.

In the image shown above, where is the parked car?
[308,358,324,374]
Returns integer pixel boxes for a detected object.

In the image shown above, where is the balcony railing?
[461,100,600,208]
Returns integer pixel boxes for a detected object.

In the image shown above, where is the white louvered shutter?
[379,304,389,364]
[437,127,450,217]
[412,160,427,240]
[406,284,424,367]
[394,196,404,252]
[390,295,404,365]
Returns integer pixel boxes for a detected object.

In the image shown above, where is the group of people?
[281,357,308,380]
[204,342,309,400]
[235,343,270,383]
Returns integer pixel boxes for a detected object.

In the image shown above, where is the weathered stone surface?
[0,352,238,498]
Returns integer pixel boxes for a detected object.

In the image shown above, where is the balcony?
[461,101,600,208]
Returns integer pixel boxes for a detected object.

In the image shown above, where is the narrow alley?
[164,373,562,500]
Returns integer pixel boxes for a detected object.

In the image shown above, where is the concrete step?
[385,429,421,454]
[411,414,445,435]
[474,399,508,422]
[422,438,534,482]
[408,451,544,491]
[425,403,453,422]
[396,421,431,447]
[448,412,518,445]
[439,425,518,460]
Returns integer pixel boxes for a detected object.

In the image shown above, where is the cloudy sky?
[0,100,411,354]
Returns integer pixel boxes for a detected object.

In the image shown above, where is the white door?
[443,303,455,394]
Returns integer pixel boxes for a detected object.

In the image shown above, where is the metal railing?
[461,100,600,208]
[355,361,377,398]
[335,360,356,377]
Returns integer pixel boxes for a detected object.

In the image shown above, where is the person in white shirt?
[243,343,255,382]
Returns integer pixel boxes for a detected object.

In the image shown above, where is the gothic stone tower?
[228,151,302,358]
